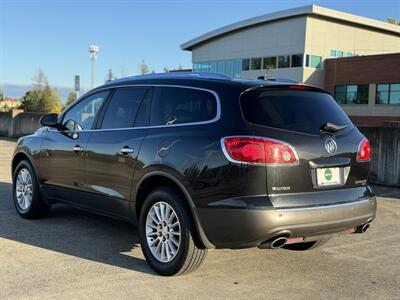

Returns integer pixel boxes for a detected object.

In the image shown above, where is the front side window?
[250,58,262,70]
[100,88,148,129]
[334,85,369,104]
[62,91,109,131]
[376,83,400,104]
[330,50,337,57]
[150,87,217,126]
[277,55,290,68]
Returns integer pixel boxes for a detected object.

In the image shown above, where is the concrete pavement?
[0,138,399,299]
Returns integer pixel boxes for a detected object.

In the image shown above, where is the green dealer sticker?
[324,168,332,181]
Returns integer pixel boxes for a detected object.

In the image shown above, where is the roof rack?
[112,72,232,82]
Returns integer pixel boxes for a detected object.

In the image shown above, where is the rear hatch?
[240,85,372,208]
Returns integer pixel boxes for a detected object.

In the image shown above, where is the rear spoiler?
[241,84,331,96]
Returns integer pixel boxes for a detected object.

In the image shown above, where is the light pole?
[89,45,99,89]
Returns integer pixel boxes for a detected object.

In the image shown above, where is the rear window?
[240,89,354,135]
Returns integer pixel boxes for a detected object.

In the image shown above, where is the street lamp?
[89,45,99,89]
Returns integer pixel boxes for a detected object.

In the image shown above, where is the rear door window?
[100,88,148,129]
[240,89,353,135]
[150,87,217,126]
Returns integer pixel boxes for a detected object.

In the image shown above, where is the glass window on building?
[277,55,290,68]
[291,54,303,67]
[376,83,400,104]
[225,60,234,77]
[262,56,276,69]
[216,61,225,74]
[233,59,242,78]
[330,50,337,57]
[306,55,322,68]
[335,85,346,104]
[242,59,250,71]
[335,84,369,104]
[251,58,262,70]
[337,51,343,58]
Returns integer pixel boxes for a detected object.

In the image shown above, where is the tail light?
[221,137,298,165]
[357,138,371,162]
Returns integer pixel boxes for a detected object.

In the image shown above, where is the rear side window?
[101,88,147,129]
[150,87,217,126]
[240,89,354,135]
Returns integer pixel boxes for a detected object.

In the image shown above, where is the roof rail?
[112,72,232,82]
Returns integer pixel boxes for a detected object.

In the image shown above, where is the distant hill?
[2,84,77,102]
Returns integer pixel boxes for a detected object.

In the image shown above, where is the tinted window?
[101,88,147,129]
[291,54,303,67]
[150,87,217,126]
[63,91,108,131]
[240,89,353,135]
[277,56,290,68]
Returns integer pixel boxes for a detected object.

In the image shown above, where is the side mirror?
[40,113,59,128]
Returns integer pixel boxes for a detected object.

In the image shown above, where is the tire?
[13,159,50,219]
[138,186,207,276]
[283,239,329,251]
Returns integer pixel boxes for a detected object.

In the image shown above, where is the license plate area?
[316,167,342,187]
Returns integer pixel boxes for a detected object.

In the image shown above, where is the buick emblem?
[325,138,337,154]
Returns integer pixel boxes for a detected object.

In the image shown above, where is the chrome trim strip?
[49,84,221,133]
[220,135,300,167]
[275,199,372,212]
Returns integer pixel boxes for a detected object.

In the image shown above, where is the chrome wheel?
[15,168,33,210]
[145,201,181,263]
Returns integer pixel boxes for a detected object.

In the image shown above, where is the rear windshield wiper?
[320,122,348,133]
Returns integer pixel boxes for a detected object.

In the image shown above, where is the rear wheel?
[138,186,207,276]
[13,160,50,219]
[283,239,329,251]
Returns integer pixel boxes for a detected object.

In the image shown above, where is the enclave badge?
[325,138,337,154]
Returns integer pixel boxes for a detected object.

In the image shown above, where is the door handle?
[120,147,134,155]
[73,145,84,153]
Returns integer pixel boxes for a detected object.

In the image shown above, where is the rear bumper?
[196,196,376,249]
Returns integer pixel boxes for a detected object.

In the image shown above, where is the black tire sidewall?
[138,187,192,276]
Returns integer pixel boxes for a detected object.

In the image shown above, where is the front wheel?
[13,160,50,219]
[138,187,207,276]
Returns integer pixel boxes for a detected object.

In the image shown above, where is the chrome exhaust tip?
[270,236,288,249]
[354,223,370,234]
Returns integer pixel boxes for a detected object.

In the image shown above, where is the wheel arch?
[12,151,37,178]
[134,171,214,249]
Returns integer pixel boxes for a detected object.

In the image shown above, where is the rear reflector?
[357,138,371,162]
[221,136,299,165]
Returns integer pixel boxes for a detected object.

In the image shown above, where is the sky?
[1,0,399,90]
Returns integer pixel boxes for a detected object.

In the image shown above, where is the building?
[0,98,21,112]
[181,5,400,88]
[325,53,400,126]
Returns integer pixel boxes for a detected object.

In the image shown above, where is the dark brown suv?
[12,73,376,275]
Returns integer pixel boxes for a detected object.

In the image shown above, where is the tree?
[20,70,62,113]
[139,60,149,75]
[387,18,400,25]
[66,91,77,106]
[105,68,114,82]
[0,87,3,102]
[163,67,169,73]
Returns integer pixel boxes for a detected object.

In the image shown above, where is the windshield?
[240,89,354,135]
